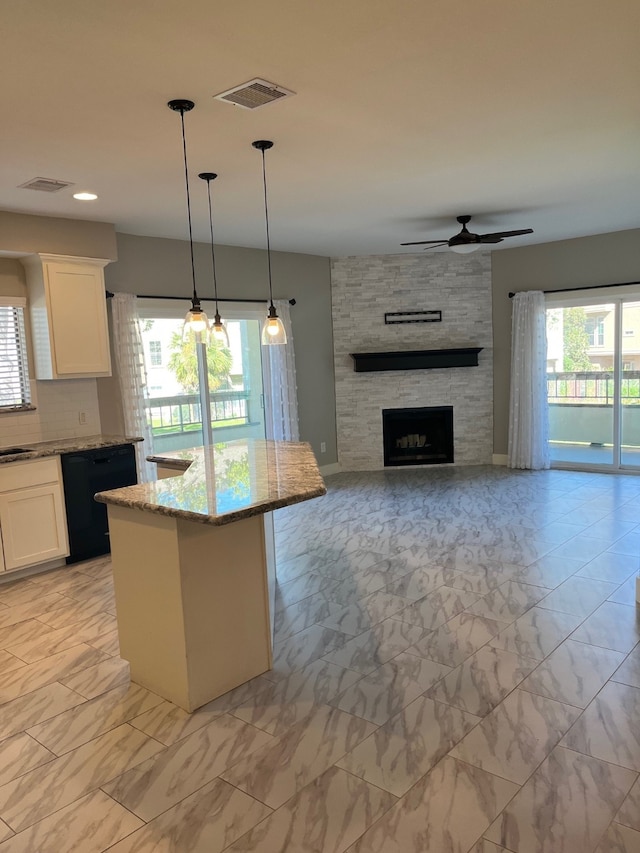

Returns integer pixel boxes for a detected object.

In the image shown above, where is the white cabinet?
[155,463,185,480]
[22,254,112,379]
[0,457,69,572]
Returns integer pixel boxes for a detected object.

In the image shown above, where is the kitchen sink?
[0,448,33,457]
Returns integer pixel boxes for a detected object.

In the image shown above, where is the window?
[149,340,162,367]
[623,361,635,370]
[0,298,32,411]
[585,315,605,347]
[135,298,268,450]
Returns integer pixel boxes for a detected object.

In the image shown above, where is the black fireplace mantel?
[350,347,483,372]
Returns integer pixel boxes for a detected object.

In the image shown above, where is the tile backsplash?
[0,379,101,448]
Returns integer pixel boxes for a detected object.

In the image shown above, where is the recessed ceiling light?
[73,191,98,201]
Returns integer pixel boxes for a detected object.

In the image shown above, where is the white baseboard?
[319,462,342,476]
[492,454,508,466]
[0,556,67,585]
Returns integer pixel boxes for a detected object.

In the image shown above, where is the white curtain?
[508,290,550,470]
[266,300,299,441]
[110,293,155,482]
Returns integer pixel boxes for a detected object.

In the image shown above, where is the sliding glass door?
[545,293,640,470]
[137,300,267,454]
[621,300,640,469]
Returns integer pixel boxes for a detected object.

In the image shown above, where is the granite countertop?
[96,439,326,527]
[0,435,143,464]
[146,452,192,472]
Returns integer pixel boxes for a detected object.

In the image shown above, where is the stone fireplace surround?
[331,252,493,471]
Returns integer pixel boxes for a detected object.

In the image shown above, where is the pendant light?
[198,171,229,346]
[167,99,210,342]
[252,140,287,345]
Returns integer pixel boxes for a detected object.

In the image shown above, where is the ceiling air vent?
[214,79,295,110]
[18,177,74,193]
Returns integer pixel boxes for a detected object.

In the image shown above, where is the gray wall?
[492,228,640,456]
[102,233,337,463]
[0,258,27,298]
[5,208,638,466]
[0,210,117,260]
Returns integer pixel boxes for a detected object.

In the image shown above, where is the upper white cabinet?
[22,254,112,379]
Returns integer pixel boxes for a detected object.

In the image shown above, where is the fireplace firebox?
[382,406,454,466]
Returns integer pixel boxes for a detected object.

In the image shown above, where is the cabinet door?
[0,484,69,570]
[45,261,112,377]
[156,464,185,480]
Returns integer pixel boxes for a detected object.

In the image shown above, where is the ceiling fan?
[401,215,533,254]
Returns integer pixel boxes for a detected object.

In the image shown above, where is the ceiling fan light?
[450,243,481,254]
[261,306,287,345]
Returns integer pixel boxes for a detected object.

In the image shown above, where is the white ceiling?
[2,0,639,257]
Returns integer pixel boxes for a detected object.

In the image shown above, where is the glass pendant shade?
[211,310,229,346]
[450,243,481,254]
[261,306,287,345]
[183,301,210,342]
[199,172,229,348]
[168,98,208,344]
[253,139,287,346]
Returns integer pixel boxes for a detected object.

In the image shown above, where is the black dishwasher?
[60,444,138,564]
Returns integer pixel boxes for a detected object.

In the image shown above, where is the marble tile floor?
[0,465,639,851]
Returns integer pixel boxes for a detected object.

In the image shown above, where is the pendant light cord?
[259,148,275,309]
[179,108,198,304]
[204,179,220,313]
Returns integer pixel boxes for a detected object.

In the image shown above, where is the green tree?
[562,307,592,371]
[218,452,250,499]
[167,332,233,393]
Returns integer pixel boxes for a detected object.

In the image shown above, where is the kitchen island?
[95,439,326,712]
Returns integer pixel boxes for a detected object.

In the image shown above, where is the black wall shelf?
[350,347,483,372]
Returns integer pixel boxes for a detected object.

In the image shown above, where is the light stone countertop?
[0,434,143,464]
[146,452,193,472]
[95,439,326,527]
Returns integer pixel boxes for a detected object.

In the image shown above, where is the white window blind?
[0,297,32,411]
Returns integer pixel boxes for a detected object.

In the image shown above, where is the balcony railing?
[547,371,640,405]
[547,371,640,449]
[147,390,250,437]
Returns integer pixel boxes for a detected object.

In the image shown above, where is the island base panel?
[106,505,272,712]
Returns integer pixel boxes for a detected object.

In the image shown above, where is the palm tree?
[167,332,233,393]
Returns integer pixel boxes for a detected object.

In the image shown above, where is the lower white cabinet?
[0,457,69,572]
[155,463,185,480]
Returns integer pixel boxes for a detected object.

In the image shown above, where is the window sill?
[0,404,37,414]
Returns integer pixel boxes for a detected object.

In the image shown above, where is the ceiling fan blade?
[400,240,449,246]
[478,228,533,240]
